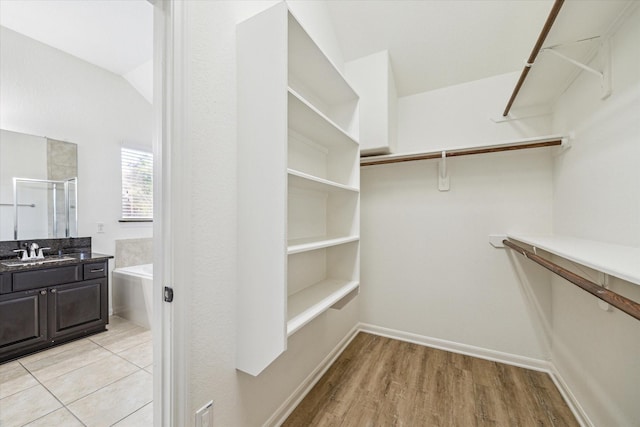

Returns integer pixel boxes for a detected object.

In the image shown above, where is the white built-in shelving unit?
[237,3,360,376]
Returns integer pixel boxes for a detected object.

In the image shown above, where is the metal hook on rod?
[438,151,450,192]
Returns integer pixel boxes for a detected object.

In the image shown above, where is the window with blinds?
[121,147,153,220]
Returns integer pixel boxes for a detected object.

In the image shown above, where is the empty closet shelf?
[288,235,359,254]
[288,169,358,192]
[287,279,359,336]
[507,234,640,286]
[288,89,358,146]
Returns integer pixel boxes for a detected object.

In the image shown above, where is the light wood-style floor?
[283,333,578,427]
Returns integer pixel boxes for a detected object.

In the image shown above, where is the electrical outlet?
[97,222,105,233]
[195,401,213,427]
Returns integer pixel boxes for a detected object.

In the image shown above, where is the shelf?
[288,169,358,193]
[507,234,640,286]
[288,235,359,255]
[287,279,359,336]
[288,89,358,147]
[237,3,359,376]
[288,177,359,248]
[360,134,565,166]
[288,13,358,108]
[507,1,636,114]
[288,130,358,188]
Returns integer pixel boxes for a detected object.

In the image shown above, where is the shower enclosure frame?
[13,176,78,240]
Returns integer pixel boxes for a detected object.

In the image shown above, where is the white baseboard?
[547,365,593,427]
[265,322,591,427]
[359,323,551,372]
[263,323,360,427]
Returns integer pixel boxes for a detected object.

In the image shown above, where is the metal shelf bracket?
[541,38,611,99]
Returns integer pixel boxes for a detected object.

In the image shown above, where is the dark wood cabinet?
[48,279,108,340]
[0,259,109,363]
[0,288,48,353]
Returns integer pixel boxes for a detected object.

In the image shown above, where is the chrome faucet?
[13,242,50,261]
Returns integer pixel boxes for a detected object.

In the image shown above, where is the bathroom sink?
[1,256,76,267]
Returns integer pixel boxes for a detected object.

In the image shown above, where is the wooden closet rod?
[503,239,640,322]
[360,139,562,167]
[502,0,565,117]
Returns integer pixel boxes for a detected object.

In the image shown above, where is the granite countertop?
[0,252,113,273]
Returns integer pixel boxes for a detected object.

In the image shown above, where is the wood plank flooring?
[283,333,578,427]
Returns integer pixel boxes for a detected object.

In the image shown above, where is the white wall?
[0,26,153,257]
[398,71,551,153]
[361,150,555,359]
[176,1,359,425]
[547,5,640,426]
[360,73,555,359]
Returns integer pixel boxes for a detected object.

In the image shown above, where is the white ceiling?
[4,0,611,101]
[327,0,555,96]
[0,0,153,102]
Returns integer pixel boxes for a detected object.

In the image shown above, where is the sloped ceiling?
[0,0,153,103]
[6,0,614,102]
[327,0,555,97]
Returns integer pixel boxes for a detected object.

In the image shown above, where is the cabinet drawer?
[12,265,82,292]
[83,262,107,280]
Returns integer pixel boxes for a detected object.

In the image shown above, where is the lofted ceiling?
[326,0,556,97]
[0,0,153,102]
[2,0,629,102]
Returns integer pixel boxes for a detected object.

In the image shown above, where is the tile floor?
[0,316,153,427]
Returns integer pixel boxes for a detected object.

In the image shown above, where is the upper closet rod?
[503,239,640,322]
[502,0,565,117]
[360,138,562,167]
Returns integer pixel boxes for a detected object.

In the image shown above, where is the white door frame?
[152,1,190,425]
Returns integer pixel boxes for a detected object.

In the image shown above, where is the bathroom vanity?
[0,238,112,363]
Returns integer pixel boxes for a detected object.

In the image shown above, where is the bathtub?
[112,264,153,329]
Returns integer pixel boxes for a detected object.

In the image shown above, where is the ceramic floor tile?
[0,361,38,399]
[102,329,152,354]
[24,340,112,383]
[16,337,92,365]
[112,401,153,426]
[144,363,153,374]
[118,341,153,368]
[0,383,62,426]
[41,353,139,405]
[68,370,153,427]
[90,324,150,352]
[0,360,19,375]
[103,315,140,334]
[23,407,84,427]
[21,338,97,370]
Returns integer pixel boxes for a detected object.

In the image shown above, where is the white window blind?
[121,147,153,220]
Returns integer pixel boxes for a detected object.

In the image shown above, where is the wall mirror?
[0,129,78,241]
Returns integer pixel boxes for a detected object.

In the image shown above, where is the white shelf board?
[288,12,358,106]
[288,169,359,193]
[287,279,359,336]
[288,235,359,255]
[507,234,640,286]
[360,134,565,165]
[288,89,358,147]
[511,1,636,111]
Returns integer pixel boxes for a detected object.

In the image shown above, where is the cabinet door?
[0,289,47,355]
[48,279,108,340]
